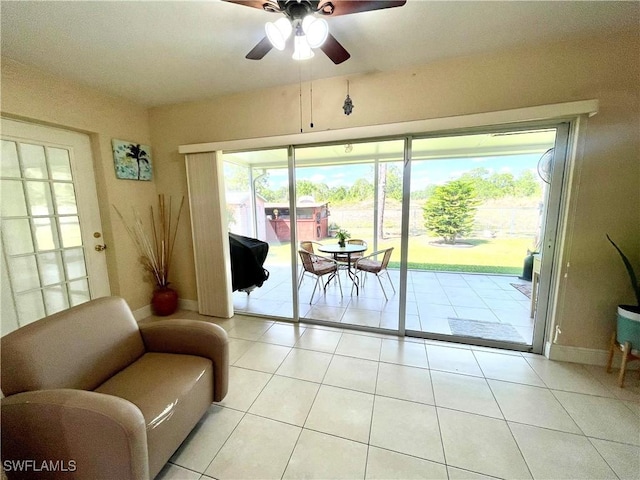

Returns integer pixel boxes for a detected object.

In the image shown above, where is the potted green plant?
[336,228,351,247]
[607,234,640,347]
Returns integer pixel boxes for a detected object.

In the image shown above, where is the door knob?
[95,244,107,252]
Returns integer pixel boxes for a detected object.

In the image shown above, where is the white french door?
[1,118,110,334]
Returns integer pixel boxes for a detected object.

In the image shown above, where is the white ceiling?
[2,1,637,107]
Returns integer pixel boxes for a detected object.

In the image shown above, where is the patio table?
[318,243,367,294]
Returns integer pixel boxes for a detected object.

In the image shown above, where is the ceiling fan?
[222,0,407,64]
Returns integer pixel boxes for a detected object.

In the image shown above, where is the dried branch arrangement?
[113,195,185,287]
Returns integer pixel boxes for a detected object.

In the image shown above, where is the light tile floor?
[233,266,535,345]
[147,312,640,480]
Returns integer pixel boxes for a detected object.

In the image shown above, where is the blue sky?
[264,153,544,191]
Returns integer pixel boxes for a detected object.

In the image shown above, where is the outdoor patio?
[233,265,534,345]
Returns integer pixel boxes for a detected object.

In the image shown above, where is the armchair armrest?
[354,249,385,267]
[1,389,148,480]
[138,319,229,402]
[310,253,340,265]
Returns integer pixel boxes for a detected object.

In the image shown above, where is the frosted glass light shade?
[265,17,292,50]
[292,35,314,60]
[302,15,328,48]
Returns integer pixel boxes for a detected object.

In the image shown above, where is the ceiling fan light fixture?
[265,17,292,51]
[302,15,328,48]
[292,34,314,60]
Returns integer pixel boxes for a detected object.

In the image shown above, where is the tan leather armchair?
[1,296,229,480]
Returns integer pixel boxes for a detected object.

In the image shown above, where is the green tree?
[223,164,274,200]
[378,163,388,239]
[411,185,436,201]
[422,180,478,244]
[224,163,249,191]
[349,178,374,201]
[328,186,348,203]
[313,182,330,202]
[489,172,516,196]
[226,204,236,229]
[459,168,493,199]
[258,185,288,202]
[253,170,274,200]
[385,165,403,201]
[296,179,316,197]
[459,167,542,199]
[295,179,331,202]
[514,170,540,197]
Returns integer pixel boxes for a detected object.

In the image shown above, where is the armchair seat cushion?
[355,259,382,272]
[95,352,213,477]
[313,260,338,275]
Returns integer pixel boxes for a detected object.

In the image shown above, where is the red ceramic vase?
[152,286,178,316]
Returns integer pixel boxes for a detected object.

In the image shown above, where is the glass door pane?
[0,139,91,326]
[294,140,405,331]
[377,160,405,330]
[223,148,294,319]
[407,129,558,347]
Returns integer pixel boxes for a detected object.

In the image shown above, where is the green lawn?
[266,234,532,275]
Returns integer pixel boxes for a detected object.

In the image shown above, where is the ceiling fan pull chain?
[309,60,314,129]
[299,63,304,133]
[310,80,314,128]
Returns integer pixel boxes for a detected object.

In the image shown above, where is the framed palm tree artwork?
[112,139,152,181]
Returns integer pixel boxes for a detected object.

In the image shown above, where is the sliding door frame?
[181,101,597,353]
[288,145,300,322]
[398,121,572,353]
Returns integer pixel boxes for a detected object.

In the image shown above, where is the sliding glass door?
[406,128,563,349]
[219,122,570,353]
[223,148,295,319]
[293,140,405,330]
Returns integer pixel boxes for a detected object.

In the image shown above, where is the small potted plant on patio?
[607,234,640,347]
[336,228,351,247]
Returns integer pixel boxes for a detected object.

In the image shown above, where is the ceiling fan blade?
[320,33,350,64]
[221,0,279,11]
[246,36,273,60]
[321,0,407,16]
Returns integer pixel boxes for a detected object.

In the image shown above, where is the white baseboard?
[179,298,199,312]
[545,341,638,369]
[133,298,198,322]
[545,342,608,365]
[132,304,152,322]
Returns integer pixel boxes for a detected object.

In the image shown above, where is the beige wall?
[150,29,639,351]
[1,59,157,309]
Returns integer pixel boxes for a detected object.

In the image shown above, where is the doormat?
[448,317,526,344]
[510,283,532,299]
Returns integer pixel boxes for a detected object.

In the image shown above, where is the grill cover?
[229,233,269,292]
